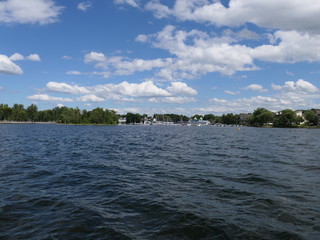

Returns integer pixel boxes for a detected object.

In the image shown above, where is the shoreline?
[1,121,319,128]
[0,121,57,124]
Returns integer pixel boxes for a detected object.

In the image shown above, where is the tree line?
[121,108,319,127]
[0,104,319,127]
[0,104,118,125]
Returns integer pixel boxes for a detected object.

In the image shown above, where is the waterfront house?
[295,110,307,124]
[239,113,252,125]
[316,110,320,125]
[118,117,126,124]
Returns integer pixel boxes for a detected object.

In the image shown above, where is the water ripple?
[0,125,319,239]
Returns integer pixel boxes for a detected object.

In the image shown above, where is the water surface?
[0,124,319,239]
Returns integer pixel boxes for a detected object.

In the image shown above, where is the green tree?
[191,114,203,120]
[249,108,274,127]
[0,104,12,121]
[221,113,239,125]
[126,112,141,124]
[26,104,38,122]
[274,109,302,128]
[304,110,318,126]
[12,104,27,121]
[203,114,215,123]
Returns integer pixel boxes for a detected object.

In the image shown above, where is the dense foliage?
[0,104,118,125]
[0,103,318,127]
[248,108,274,127]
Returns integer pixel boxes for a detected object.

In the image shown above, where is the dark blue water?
[0,124,319,240]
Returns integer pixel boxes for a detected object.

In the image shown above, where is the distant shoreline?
[0,121,118,126]
[1,121,320,128]
[0,121,56,124]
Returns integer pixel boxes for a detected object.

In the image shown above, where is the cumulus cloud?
[201,79,320,114]
[135,34,149,42]
[225,90,240,95]
[0,0,63,25]
[46,81,90,95]
[9,53,24,61]
[10,53,41,61]
[46,80,171,99]
[66,70,82,75]
[27,94,73,102]
[223,28,260,40]
[77,1,92,12]
[142,25,258,77]
[34,80,198,104]
[272,79,319,93]
[84,51,172,77]
[84,52,106,63]
[242,84,268,92]
[62,56,72,60]
[114,0,139,8]
[0,54,23,74]
[132,26,320,79]
[252,31,320,63]
[76,95,104,102]
[205,95,281,114]
[145,0,320,33]
[166,82,197,95]
[26,54,41,61]
[156,96,197,104]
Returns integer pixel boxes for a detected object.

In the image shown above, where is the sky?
[1,0,320,115]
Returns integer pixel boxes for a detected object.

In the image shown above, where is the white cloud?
[84,52,106,63]
[9,53,41,61]
[145,25,258,77]
[162,96,197,104]
[98,81,171,97]
[77,1,92,12]
[46,80,171,99]
[242,84,268,92]
[84,51,171,77]
[224,90,240,95]
[135,34,149,42]
[223,28,260,40]
[286,71,294,76]
[66,70,82,75]
[145,0,320,33]
[202,79,320,114]
[26,54,41,61]
[0,54,23,74]
[0,0,63,25]
[251,31,320,63]
[135,26,320,79]
[10,53,24,61]
[206,96,287,114]
[34,80,199,104]
[46,81,90,95]
[76,95,104,102]
[272,79,319,93]
[114,0,139,8]
[166,82,197,96]
[62,56,72,60]
[27,94,73,102]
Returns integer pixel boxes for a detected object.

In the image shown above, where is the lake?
[0,124,319,239]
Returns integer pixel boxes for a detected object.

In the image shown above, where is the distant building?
[188,117,210,126]
[118,117,126,124]
[239,113,252,125]
[316,110,320,126]
[295,110,306,124]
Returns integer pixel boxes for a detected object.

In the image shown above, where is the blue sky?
[1,0,320,115]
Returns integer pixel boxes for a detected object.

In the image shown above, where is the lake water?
[0,124,319,240]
